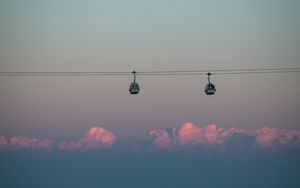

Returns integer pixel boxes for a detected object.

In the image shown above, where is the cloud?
[9,136,53,149]
[0,127,115,151]
[0,135,7,149]
[149,122,250,149]
[149,129,171,148]
[255,127,300,148]
[149,122,300,149]
[58,127,116,150]
[1,124,300,151]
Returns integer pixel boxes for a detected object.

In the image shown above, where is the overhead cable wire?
[138,67,300,74]
[0,68,300,76]
[138,70,300,76]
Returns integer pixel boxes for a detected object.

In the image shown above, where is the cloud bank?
[149,122,300,150]
[1,123,300,151]
[0,127,115,151]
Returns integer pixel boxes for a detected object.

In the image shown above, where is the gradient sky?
[0,1,300,187]
[0,0,299,141]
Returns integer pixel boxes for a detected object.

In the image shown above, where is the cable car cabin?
[129,82,140,95]
[205,83,216,95]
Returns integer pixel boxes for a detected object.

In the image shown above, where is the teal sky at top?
[1,0,299,70]
[0,0,299,140]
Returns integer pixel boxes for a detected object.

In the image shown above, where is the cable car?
[205,72,216,95]
[129,71,140,95]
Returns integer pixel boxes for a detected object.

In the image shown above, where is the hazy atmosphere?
[1,0,300,187]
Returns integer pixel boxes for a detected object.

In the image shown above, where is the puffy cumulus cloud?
[58,127,116,150]
[79,127,115,148]
[9,136,53,149]
[175,123,249,146]
[176,122,202,145]
[255,127,300,148]
[0,135,7,149]
[149,122,300,149]
[149,122,247,149]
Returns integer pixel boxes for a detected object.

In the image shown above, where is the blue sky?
[0,0,300,187]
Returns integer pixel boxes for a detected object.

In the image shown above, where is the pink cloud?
[149,129,171,148]
[280,130,300,145]
[149,122,248,148]
[149,122,300,149]
[255,127,300,148]
[255,127,281,147]
[9,136,53,149]
[58,127,116,150]
[176,122,202,145]
[0,135,7,149]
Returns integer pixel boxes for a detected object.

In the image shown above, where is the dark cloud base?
[1,150,300,188]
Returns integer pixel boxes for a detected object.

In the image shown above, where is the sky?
[0,0,300,187]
